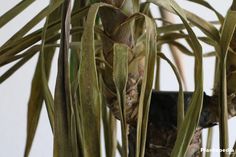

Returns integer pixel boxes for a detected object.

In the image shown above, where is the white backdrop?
[0,1,235,157]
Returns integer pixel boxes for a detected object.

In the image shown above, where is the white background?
[0,1,235,157]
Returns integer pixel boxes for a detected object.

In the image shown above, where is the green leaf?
[78,3,114,157]
[102,95,117,157]
[156,23,188,34]
[23,59,44,157]
[134,14,156,157]
[113,43,129,157]
[187,0,224,24]
[168,41,194,56]
[24,2,62,156]
[0,5,88,57]
[205,128,213,157]
[53,1,73,156]
[149,0,204,156]
[0,45,38,67]
[148,0,220,41]
[156,52,184,128]
[0,0,34,28]
[217,4,236,156]
[24,45,54,157]
[40,18,55,132]
[0,31,41,56]
[0,46,38,84]
[2,0,63,46]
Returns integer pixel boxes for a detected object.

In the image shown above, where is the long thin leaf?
[187,0,224,24]
[3,0,63,46]
[113,43,129,157]
[78,3,114,157]
[23,57,44,157]
[102,93,117,157]
[24,2,62,156]
[160,9,188,90]
[217,3,236,156]
[148,0,220,41]
[156,52,184,129]
[0,46,38,84]
[0,6,89,57]
[205,128,213,157]
[53,1,72,156]
[39,18,54,132]
[134,14,156,157]
[0,0,34,28]
[0,45,39,67]
[149,0,204,156]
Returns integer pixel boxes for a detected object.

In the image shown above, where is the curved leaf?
[0,0,34,28]
[113,43,129,157]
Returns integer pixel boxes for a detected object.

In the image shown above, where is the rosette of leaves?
[1,0,236,157]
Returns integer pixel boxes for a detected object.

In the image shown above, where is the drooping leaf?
[24,2,62,156]
[149,0,204,156]
[78,3,114,157]
[187,0,224,24]
[0,47,38,84]
[0,0,34,28]
[113,43,129,157]
[53,1,73,156]
[159,9,188,90]
[3,0,63,46]
[148,0,220,41]
[156,52,184,128]
[0,45,39,67]
[134,14,156,157]
[217,2,236,155]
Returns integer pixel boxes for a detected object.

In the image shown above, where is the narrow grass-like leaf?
[3,0,63,46]
[23,57,44,157]
[113,43,129,157]
[168,41,193,56]
[217,4,236,156]
[24,2,62,156]
[188,0,224,24]
[148,0,220,41]
[170,1,204,157]
[156,23,187,34]
[149,0,204,156]
[0,32,41,56]
[78,3,114,157]
[198,36,217,47]
[156,52,184,128]
[0,0,34,28]
[102,95,117,157]
[0,5,88,57]
[24,46,55,157]
[0,45,39,66]
[159,9,188,90]
[0,46,38,84]
[185,10,220,41]
[134,14,156,157]
[39,19,54,132]
[158,32,189,42]
[205,128,213,157]
[170,3,203,157]
[53,1,72,156]
[69,1,83,156]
